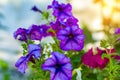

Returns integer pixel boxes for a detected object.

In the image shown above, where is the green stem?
[106,49,113,80]
[109,55,113,80]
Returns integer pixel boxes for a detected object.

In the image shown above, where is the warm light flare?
[102,0,116,18]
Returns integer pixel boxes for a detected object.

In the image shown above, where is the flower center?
[58,7,63,11]
[68,33,74,38]
[55,63,60,69]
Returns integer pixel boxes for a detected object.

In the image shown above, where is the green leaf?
[114,42,120,54]
[0,59,8,71]
[102,53,109,59]
[4,73,10,80]
[21,43,27,50]
[21,43,28,55]
[100,40,109,48]
[42,11,49,20]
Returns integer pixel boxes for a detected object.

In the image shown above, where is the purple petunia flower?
[50,20,66,33]
[14,24,50,42]
[42,52,72,80]
[48,0,72,19]
[114,28,120,34]
[28,44,41,59]
[57,25,85,51]
[64,17,78,27]
[28,24,50,40]
[50,17,78,33]
[15,44,41,73]
[81,48,115,69]
[14,28,28,41]
[15,56,29,73]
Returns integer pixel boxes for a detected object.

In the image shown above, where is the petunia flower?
[15,44,41,73]
[50,20,66,33]
[28,44,41,59]
[14,28,28,41]
[15,56,29,73]
[48,0,72,20]
[50,17,78,33]
[14,24,50,42]
[28,24,50,40]
[64,17,78,27]
[57,25,85,51]
[81,48,115,69]
[42,52,72,80]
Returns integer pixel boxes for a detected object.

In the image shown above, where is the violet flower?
[65,17,78,27]
[42,52,72,80]
[57,26,85,51]
[15,56,29,73]
[50,17,78,33]
[50,20,66,33]
[48,0,72,19]
[14,28,28,41]
[28,24,50,40]
[28,44,41,59]
[15,44,41,73]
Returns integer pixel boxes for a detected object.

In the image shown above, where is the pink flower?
[81,48,112,69]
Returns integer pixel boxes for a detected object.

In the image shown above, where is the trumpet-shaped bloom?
[65,17,78,26]
[57,26,85,51]
[28,44,41,59]
[15,44,41,73]
[28,24,50,40]
[81,48,115,69]
[14,24,50,41]
[50,17,78,33]
[15,56,29,73]
[42,52,72,80]
[48,0,72,19]
[50,20,66,33]
[14,28,28,41]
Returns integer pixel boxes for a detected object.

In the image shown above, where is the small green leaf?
[100,40,109,48]
[21,43,27,50]
[4,73,10,80]
[42,12,49,20]
[0,59,8,71]
[21,43,28,55]
[102,53,109,59]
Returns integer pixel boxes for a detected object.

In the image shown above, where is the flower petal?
[42,58,56,72]
[52,52,70,64]
[52,71,70,80]
[28,44,41,59]
[15,56,28,73]
[61,63,72,79]
[14,28,28,41]
[60,40,72,51]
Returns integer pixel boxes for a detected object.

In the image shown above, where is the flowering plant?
[13,0,120,80]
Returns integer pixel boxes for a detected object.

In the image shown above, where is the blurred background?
[0,0,120,80]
